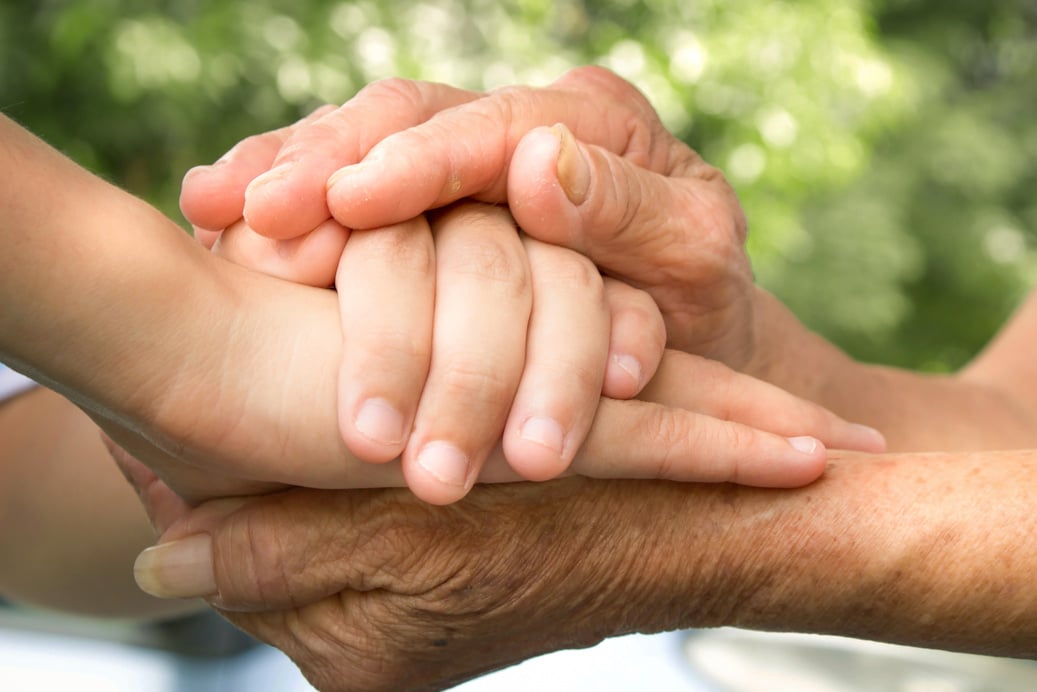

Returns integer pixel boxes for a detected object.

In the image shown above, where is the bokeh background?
[3,0,1035,371]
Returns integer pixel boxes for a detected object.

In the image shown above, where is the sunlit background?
[2,0,1037,688]
[5,0,1037,370]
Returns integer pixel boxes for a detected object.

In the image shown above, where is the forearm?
[743,287,1037,450]
[140,448,1037,690]
[625,449,1037,657]
[0,114,222,426]
[0,388,201,619]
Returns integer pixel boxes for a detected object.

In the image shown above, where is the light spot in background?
[985,225,1026,264]
[483,62,518,90]
[111,18,201,95]
[639,74,691,133]
[354,26,397,78]
[850,55,894,97]
[757,107,798,148]
[518,56,576,88]
[330,2,373,40]
[406,1,456,37]
[603,40,647,80]
[669,31,708,84]
[311,61,354,104]
[728,143,766,183]
[751,35,799,74]
[205,53,242,91]
[276,57,312,103]
[263,15,302,52]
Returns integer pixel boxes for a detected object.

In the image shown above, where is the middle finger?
[402,203,532,504]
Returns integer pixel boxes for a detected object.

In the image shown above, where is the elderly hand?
[124,445,1037,691]
[180,67,758,367]
[116,461,754,692]
[122,445,1037,690]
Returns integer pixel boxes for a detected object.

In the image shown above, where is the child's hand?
[213,201,665,504]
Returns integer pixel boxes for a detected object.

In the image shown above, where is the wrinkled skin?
[181,67,756,367]
[119,451,727,692]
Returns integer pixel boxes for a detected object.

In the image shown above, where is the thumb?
[131,487,421,611]
[508,123,746,288]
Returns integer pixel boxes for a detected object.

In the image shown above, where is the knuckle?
[591,155,670,245]
[531,246,603,295]
[358,77,426,108]
[487,83,534,100]
[449,239,519,284]
[607,282,661,327]
[533,359,603,402]
[221,509,297,606]
[556,65,628,99]
[234,132,271,153]
[276,120,341,159]
[299,103,337,125]
[435,359,512,402]
[641,407,691,480]
[438,224,528,294]
[353,225,435,279]
[222,132,276,163]
[350,327,429,376]
[697,163,749,244]
[485,83,534,124]
[560,360,604,398]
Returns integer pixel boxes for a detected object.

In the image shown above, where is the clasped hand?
[108,67,886,691]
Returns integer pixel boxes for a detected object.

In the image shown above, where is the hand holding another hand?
[181,66,757,367]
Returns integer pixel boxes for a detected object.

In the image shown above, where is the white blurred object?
[454,631,706,691]
[0,364,37,402]
[683,628,1037,692]
[0,620,314,692]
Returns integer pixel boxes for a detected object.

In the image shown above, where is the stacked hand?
[165,67,882,503]
[109,68,886,690]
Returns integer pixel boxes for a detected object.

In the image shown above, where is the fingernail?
[610,353,644,390]
[354,398,406,446]
[134,534,216,600]
[786,436,820,455]
[519,416,566,455]
[552,123,590,205]
[246,163,293,196]
[416,442,470,488]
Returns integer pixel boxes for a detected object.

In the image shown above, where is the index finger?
[179,104,335,232]
[243,79,480,239]
[325,66,676,230]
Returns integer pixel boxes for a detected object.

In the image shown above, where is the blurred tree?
[2,0,1033,371]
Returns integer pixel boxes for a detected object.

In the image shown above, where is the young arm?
[744,287,1037,451]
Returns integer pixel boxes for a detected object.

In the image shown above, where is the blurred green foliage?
[3,0,1035,371]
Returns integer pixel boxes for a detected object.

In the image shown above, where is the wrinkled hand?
[210,201,668,503]
[181,67,757,366]
[118,461,726,691]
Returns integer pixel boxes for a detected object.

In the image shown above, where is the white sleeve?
[0,364,39,403]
